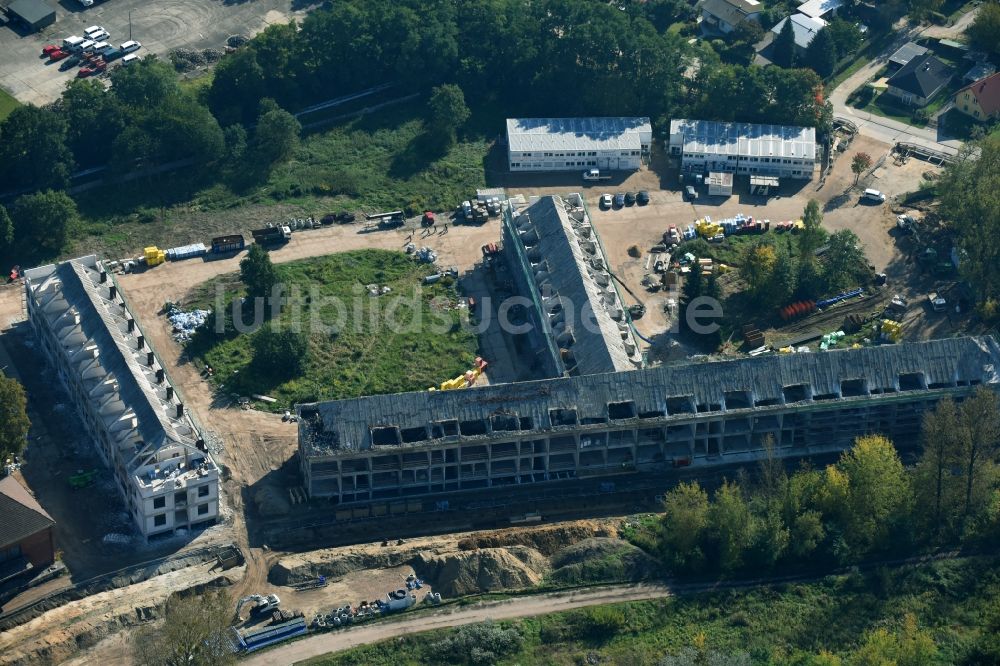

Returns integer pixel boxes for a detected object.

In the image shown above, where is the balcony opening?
[549,408,578,427]
[371,426,401,446]
[608,401,637,420]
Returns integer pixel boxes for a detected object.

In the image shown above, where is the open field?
[185,249,479,410]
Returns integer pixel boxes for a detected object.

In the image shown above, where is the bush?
[912,108,929,124]
[575,606,628,641]
[432,621,523,665]
[251,327,308,379]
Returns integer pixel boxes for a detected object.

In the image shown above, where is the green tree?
[661,481,710,571]
[772,18,797,68]
[966,1,1000,55]
[110,56,181,108]
[910,0,944,21]
[251,327,309,378]
[940,134,1000,304]
[0,376,30,463]
[733,19,765,46]
[207,48,267,126]
[838,435,913,554]
[789,510,825,558]
[805,28,838,78]
[739,241,777,297]
[11,190,79,254]
[798,200,827,257]
[59,80,127,169]
[823,229,867,292]
[252,103,301,166]
[132,589,236,666]
[851,152,872,185]
[144,97,225,164]
[239,243,278,300]
[110,125,156,171]
[0,105,74,192]
[223,125,248,163]
[708,480,753,571]
[427,83,471,148]
[0,205,13,252]
[770,245,798,306]
[852,614,937,666]
[959,387,1000,524]
[825,18,862,59]
[915,398,966,536]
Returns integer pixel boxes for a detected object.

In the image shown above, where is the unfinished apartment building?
[24,256,220,540]
[299,336,1000,504]
[501,194,643,378]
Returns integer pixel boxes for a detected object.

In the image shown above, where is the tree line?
[632,388,1000,576]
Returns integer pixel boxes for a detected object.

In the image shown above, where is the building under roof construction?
[668,118,817,180]
[24,256,220,540]
[501,194,643,378]
[298,337,1000,505]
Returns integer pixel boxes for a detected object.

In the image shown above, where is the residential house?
[797,0,844,21]
[769,13,827,55]
[0,476,55,583]
[885,53,953,107]
[954,72,1000,122]
[701,0,764,34]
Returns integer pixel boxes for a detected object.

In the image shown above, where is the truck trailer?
[251,226,292,245]
[211,234,246,254]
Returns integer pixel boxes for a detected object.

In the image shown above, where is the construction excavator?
[234,593,281,622]
[429,357,488,391]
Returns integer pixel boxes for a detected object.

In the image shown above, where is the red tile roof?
[0,476,55,549]
[959,71,1000,116]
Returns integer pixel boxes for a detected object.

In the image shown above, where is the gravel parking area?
[0,0,308,105]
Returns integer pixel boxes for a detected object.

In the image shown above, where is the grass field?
[185,250,480,409]
[0,88,19,122]
[303,555,1000,666]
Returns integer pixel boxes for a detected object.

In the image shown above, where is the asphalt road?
[828,9,981,157]
[0,0,306,106]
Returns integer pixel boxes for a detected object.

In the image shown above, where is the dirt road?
[244,582,673,665]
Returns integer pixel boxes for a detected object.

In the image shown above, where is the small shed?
[706,171,733,197]
[7,0,56,31]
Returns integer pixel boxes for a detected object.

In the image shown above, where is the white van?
[78,39,96,53]
[121,53,140,65]
[63,35,85,51]
[863,188,886,203]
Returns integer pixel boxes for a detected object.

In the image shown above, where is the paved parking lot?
[0,0,307,105]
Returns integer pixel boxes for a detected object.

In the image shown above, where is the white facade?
[668,119,817,180]
[506,117,652,172]
[24,256,220,540]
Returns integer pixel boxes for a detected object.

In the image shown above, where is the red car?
[49,49,70,62]
[77,65,98,78]
[41,44,61,56]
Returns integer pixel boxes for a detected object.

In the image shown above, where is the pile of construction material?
[167,306,211,341]
[366,284,392,296]
[405,245,438,263]
[819,330,846,350]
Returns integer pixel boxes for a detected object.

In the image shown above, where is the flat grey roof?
[7,0,55,24]
[770,13,826,50]
[507,117,652,153]
[889,42,929,67]
[299,336,1000,457]
[670,119,817,161]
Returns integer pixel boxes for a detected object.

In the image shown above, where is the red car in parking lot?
[48,49,70,62]
[77,61,106,77]
[41,44,61,56]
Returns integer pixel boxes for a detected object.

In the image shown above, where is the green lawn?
[854,90,929,127]
[302,555,1000,666]
[185,249,480,410]
[0,88,19,122]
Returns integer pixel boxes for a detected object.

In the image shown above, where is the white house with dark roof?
[886,53,953,106]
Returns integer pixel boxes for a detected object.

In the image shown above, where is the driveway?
[0,0,308,106]
[827,10,981,157]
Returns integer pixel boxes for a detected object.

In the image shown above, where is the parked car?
[102,47,124,61]
[48,49,70,61]
[77,39,96,54]
[624,192,636,206]
[59,54,82,70]
[42,44,62,56]
[77,61,106,77]
[84,26,109,41]
[599,193,613,209]
[862,188,886,204]
[121,53,140,65]
[684,185,698,201]
[636,190,650,205]
[61,36,84,51]
[120,40,141,53]
[91,41,111,54]
[613,192,625,207]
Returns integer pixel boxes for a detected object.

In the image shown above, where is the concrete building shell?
[298,337,1000,505]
